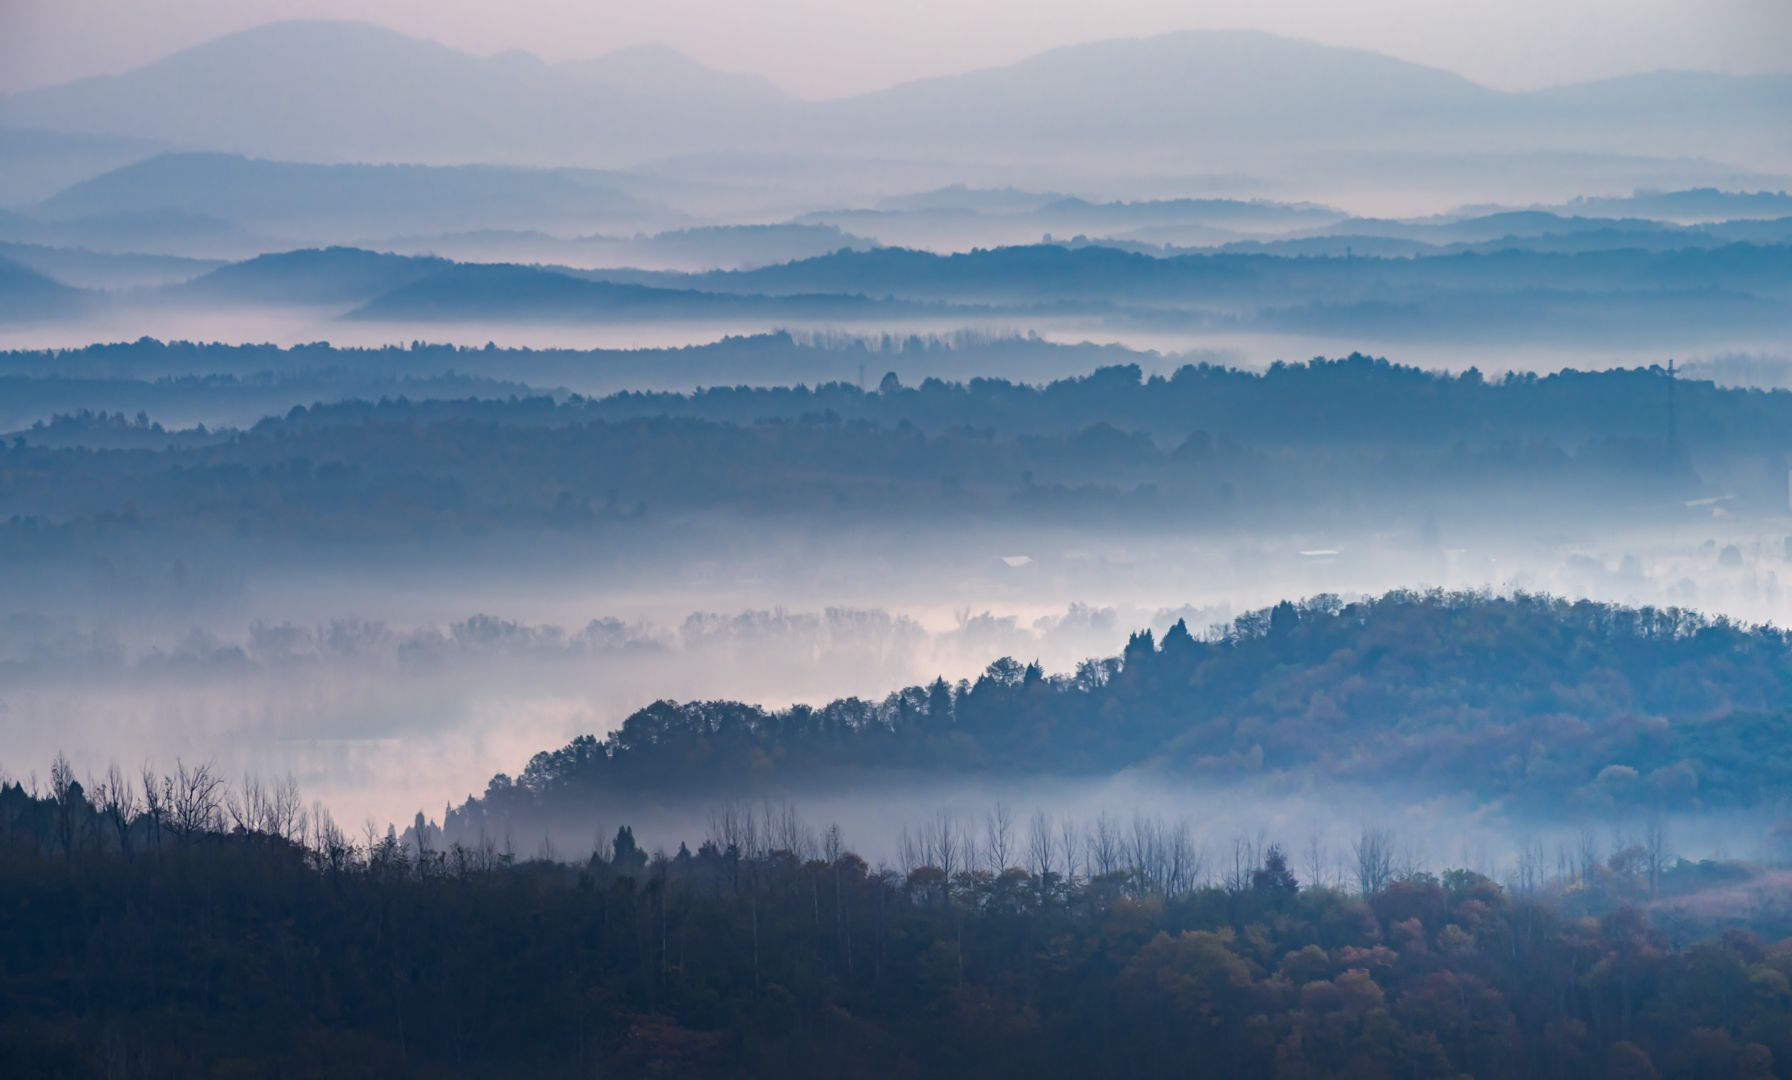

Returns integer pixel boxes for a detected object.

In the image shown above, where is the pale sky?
[2,0,1789,99]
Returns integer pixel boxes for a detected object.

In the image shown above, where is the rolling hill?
[172,247,450,305]
[343,261,926,323]
[35,153,662,237]
[0,255,92,320]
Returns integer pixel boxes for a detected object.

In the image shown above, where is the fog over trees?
[4,756,1790,1076]
[3,7,1791,1077]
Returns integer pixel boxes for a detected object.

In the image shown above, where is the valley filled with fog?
[7,341,1792,837]
[4,19,1792,844]
[6,11,1792,1074]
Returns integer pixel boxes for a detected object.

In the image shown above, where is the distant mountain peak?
[3,20,1779,187]
[152,18,466,65]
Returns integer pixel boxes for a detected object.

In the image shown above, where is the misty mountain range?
[10,10,1792,1077]
[0,254,90,319]
[3,20,1787,204]
[34,153,663,235]
[148,247,937,323]
[1,21,1788,341]
[4,152,1786,289]
[5,230,1789,348]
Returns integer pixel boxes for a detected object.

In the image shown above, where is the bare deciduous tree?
[227,773,267,833]
[927,810,959,881]
[896,826,920,876]
[1057,818,1082,885]
[92,763,139,857]
[1026,810,1056,886]
[1576,827,1601,884]
[1089,809,1120,878]
[50,752,82,855]
[1513,835,1546,896]
[984,801,1015,872]
[1225,833,1266,892]
[1126,813,1161,895]
[139,762,167,850]
[1165,819,1204,894]
[1643,816,1670,898]
[1352,826,1394,897]
[311,800,353,872]
[1302,829,1328,891]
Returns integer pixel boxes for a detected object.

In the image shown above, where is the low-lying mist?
[466,777,1791,900]
[9,503,1792,828]
[5,313,1781,383]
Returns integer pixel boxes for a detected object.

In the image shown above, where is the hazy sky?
[2,0,1788,99]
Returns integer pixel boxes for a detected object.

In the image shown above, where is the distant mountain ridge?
[36,153,661,234]
[0,20,790,166]
[174,247,450,305]
[4,20,1786,177]
[0,254,91,319]
[142,239,1792,343]
[163,245,934,322]
[1555,188,1792,223]
[343,262,930,323]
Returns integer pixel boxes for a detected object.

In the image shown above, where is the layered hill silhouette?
[5,20,1786,177]
[343,263,927,323]
[0,127,165,206]
[35,153,661,237]
[173,247,451,305]
[0,254,90,319]
[372,223,881,272]
[637,241,1792,307]
[809,30,1501,146]
[1554,188,1792,222]
[6,235,1779,342]
[0,20,790,165]
[168,249,926,322]
[0,241,220,289]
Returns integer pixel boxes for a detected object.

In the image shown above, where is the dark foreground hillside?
[2,779,1788,1079]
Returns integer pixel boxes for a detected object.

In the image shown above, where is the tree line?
[454,591,1792,844]
[2,761,1787,1077]
[228,352,1788,453]
[0,388,1713,557]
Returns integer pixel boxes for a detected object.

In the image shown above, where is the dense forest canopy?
[11,344,1772,454]
[264,353,1772,448]
[3,758,1788,1078]
[10,351,1786,557]
[449,591,1792,843]
[0,332,1134,387]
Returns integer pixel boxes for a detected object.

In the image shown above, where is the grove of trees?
[2,766,1788,1078]
[455,591,1792,843]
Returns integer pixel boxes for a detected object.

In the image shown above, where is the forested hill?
[13,354,1763,554]
[453,592,1792,840]
[672,243,1792,304]
[10,342,1784,455]
[271,353,1778,450]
